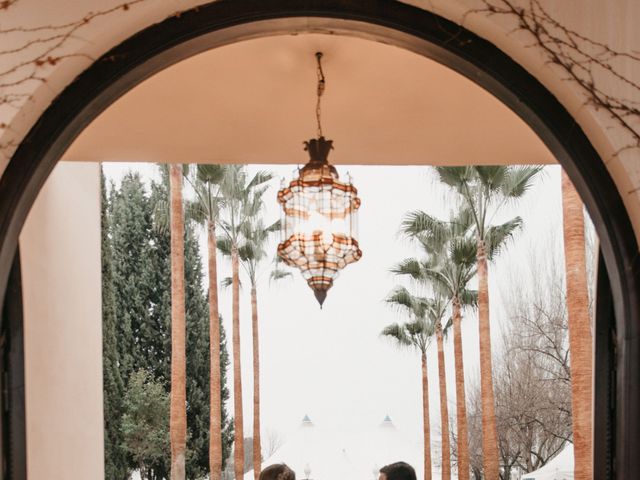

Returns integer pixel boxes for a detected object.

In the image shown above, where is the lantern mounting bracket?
[303,136,333,163]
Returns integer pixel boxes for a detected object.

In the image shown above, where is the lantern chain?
[315,51,325,138]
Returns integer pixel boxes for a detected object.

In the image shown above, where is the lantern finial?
[313,289,327,308]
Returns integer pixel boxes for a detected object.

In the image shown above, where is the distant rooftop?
[380,414,395,428]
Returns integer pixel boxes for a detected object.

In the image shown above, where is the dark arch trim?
[0,1,637,477]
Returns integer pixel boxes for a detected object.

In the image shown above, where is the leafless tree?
[263,428,284,459]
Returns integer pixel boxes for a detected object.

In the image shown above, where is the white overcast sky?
[102,162,590,450]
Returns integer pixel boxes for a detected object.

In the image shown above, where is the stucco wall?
[19,162,103,480]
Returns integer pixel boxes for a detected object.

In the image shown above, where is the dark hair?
[259,464,296,480]
[380,462,416,480]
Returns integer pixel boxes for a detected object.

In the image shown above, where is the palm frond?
[238,242,259,262]
[239,219,254,240]
[434,166,471,189]
[442,317,453,337]
[424,267,454,298]
[429,292,449,321]
[406,318,435,337]
[458,289,478,309]
[449,236,477,268]
[184,199,207,224]
[197,164,226,184]
[501,165,543,198]
[265,219,282,233]
[270,269,293,283]
[449,206,475,235]
[474,166,507,192]
[385,286,417,312]
[247,170,274,189]
[385,286,434,322]
[414,264,450,295]
[216,236,233,256]
[380,323,412,347]
[400,210,448,245]
[390,258,423,280]
[484,217,523,260]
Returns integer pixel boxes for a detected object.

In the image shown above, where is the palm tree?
[222,212,280,480]
[169,163,187,480]
[434,166,541,479]
[216,165,273,480]
[560,169,592,480]
[395,209,477,480]
[382,286,436,480]
[246,218,280,480]
[184,164,227,480]
[435,312,452,480]
[422,291,451,480]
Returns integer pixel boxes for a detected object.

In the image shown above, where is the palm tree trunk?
[452,297,470,480]
[421,351,432,480]
[231,245,245,480]
[476,240,500,480]
[561,170,593,480]
[208,221,223,480]
[436,323,451,480]
[251,285,262,480]
[169,163,187,480]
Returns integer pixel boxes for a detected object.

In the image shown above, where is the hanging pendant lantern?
[277,53,362,307]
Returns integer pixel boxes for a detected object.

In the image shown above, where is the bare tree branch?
[467,0,640,157]
[0,0,151,160]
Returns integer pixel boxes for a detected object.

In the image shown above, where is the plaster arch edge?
[1,0,634,239]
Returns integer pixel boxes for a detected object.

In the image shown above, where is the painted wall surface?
[19,162,103,480]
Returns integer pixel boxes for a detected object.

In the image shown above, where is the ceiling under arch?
[63,33,555,166]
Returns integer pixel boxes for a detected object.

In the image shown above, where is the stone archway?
[0,1,636,478]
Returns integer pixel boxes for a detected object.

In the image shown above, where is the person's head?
[379,462,416,480]
[259,463,296,480]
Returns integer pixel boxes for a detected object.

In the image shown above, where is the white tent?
[349,415,426,479]
[521,444,574,480]
[246,414,439,480]
[247,415,365,480]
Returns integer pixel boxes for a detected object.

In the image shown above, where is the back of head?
[259,464,296,480]
[379,462,416,480]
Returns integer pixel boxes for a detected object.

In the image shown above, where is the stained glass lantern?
[277,136,362,307]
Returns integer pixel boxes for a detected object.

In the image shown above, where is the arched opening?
[0,1,637,478]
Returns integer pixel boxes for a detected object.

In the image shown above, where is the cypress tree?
[110,172,152,380]
[111,172,170,478]
[102,171,128,480]
[184,223,212,478]
[106,166,234,478]
[219,322,234,473]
